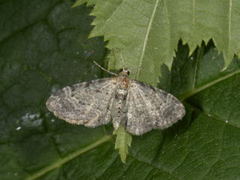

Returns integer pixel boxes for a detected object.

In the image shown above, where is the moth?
[46,68,185,135]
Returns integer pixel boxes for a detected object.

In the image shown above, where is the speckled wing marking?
[126,80,185,135]
[46,78,118,127]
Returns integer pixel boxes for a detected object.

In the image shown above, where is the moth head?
[119,68,130,77]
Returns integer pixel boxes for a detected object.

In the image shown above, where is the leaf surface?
[1,1,240,180]
[114,126,132,163]
[74,0,240,86]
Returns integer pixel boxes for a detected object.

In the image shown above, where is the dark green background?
[1,1,240,180]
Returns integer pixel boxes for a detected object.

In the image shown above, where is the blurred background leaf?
[0,1,240,180]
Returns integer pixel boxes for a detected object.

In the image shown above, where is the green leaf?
[25,135,112,180]
[0,1,106,179]
[76,0,240,86]
[1,1,240,180]
[114,126,132,163]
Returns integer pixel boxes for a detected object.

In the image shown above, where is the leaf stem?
[26,135,112,180]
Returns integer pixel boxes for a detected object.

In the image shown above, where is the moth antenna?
[93,61,118,76]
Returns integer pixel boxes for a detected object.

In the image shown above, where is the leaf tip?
[72,0,86,8]
[113,126,132,163]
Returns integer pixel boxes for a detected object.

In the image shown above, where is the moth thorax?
[116,89,128,96]
[119,68,130,76]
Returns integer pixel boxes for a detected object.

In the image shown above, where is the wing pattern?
[46,78,118,127]
[126,80,185,135]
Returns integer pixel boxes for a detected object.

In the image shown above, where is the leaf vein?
[201,123,226,178]
[136,0,160,79]
[96,153,119,179]
[130,154,180,180]
[228,0,233,59]
[180,69,240,100]
[25,135,112,180]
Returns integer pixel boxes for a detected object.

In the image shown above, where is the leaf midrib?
[227,0,233,60]
[26,65,240,180]
[136,0,159,79]
[25,135,112,180]
[179,68,240,100]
